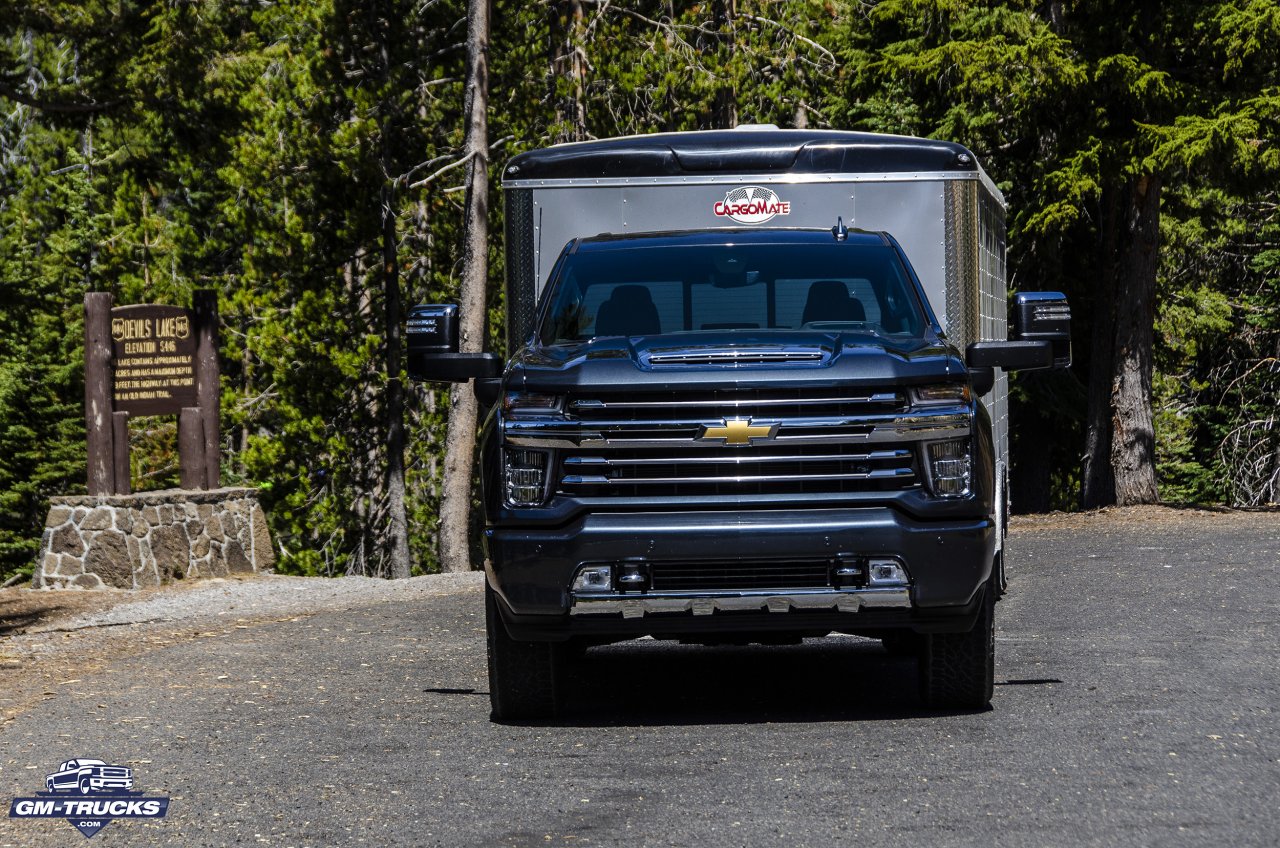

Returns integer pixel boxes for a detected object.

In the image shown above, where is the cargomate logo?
[9,758,170,839]
[712,185,791,224]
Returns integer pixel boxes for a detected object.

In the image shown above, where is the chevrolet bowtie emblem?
[699,418,779,446]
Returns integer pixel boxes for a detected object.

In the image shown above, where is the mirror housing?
[966,340,1054,372]
[407,304,502,383]
[1013,291,1072,369]
[969,367,995,397]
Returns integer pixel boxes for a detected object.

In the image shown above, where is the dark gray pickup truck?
[408,129,1071,719]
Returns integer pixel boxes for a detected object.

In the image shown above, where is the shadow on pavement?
[523,636,995,727]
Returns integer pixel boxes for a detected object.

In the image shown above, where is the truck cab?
[409,129,1071,719]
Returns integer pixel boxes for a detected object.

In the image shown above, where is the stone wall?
[36,487,274,590]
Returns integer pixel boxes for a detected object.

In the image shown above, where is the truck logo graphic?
[699,418,778,445]
[712,186,791,224]
[10,758,169,839]
[44,759,133,795]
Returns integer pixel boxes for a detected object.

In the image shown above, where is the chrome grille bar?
[564,448,912,466]
[562,468,915,487]
[506,409,968,449]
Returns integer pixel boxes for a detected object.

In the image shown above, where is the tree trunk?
[383,181,412,578]
[1082,187,1119,508]
[711,0,738,129]
[1011,412,1052,514]
[551,0,587,143]
[1083,175,1161,507]
[438,0,490,574]
[1109,173,1161,505]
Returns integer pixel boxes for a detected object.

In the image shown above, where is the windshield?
[538,241,929,345]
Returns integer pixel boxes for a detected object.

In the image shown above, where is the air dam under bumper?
[485,506,995,625]
[571,586,911,617]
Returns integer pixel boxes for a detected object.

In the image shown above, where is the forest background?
[1,0,1277,582]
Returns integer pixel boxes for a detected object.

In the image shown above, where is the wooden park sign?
[84,291,220,496]
[110,304,198,415]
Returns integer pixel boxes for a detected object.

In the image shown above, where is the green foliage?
[2,0,1279,580]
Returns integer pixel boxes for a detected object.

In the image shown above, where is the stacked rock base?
[36,487,274,590]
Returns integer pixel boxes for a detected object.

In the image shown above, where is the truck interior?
[538,233,930,345]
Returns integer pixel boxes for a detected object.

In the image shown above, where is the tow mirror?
[1012,292,1072,368]
[964,340,1051,396]
[407,304,502,383]
[964,291,1072,391]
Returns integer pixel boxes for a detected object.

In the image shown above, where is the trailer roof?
[504,129,983,182]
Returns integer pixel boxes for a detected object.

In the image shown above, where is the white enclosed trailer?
[502,127,1013,546]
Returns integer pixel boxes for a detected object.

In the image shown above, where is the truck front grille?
[558,444,918,497]
[503,387,968,501]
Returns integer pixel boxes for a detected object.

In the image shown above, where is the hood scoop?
[642,346,829,368]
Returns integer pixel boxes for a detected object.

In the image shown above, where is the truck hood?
[507,331,965,393]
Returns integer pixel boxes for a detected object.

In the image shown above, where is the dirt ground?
[0,570,481,730]
[1009,502,1276,532]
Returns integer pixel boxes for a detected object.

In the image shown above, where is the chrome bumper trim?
[504,410,970,450]
[569,587,911,618]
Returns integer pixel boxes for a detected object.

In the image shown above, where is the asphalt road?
[2,511,1278,847]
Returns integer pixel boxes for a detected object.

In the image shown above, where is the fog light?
[867,558,909,587]
[927,439,971,498]
[572,565,613,593]
[504,449,548,507]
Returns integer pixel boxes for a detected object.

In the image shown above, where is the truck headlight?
[503,449,549,507]
[911,384,970,406]
[926,439,971,498]
[503,392,563,414]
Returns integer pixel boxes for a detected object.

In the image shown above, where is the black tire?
[880,631,924,657]
[918,584,995,709]
[486,583,562,721]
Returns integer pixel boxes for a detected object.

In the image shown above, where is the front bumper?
[570,586,910,617]
[89,777,133,790]
[485,506,995,639]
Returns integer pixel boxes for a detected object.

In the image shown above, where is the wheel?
[78,777,91,795]
[486,582,563,721]
[45,778,54,792]
[918,583,995,709]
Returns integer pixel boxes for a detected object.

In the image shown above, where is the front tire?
[918,584,995,709]
[881,631,924,657]
[486,582,563,721]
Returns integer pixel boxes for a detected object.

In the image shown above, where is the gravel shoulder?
[0,571,482,728]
